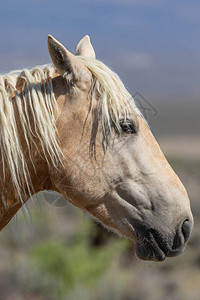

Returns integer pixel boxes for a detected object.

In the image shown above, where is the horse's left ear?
[75,35,96,58]
[48,35,90,81]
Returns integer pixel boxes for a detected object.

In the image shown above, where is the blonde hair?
[0,56,143,204]
[0,65,62,203]
[78,56,144,134]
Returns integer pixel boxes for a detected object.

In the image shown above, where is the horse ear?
[48,35,86,79]
[75,35,96,58]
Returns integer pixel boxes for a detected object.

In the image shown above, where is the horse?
[0,35,193,261]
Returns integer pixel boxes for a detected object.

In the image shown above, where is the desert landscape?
[0,1,200,299]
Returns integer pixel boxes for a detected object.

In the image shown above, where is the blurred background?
[0,1,199,299]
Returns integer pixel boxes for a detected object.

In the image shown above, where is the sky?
[0,0,199,135]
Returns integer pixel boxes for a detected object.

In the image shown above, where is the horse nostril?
[181,219,192,243]
[172,218,192,250]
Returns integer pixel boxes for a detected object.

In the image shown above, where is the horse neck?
[0,159,50,232]
[0,79,58,231]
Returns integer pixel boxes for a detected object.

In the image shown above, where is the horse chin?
[134,241,166,262]
[133,229,168,261]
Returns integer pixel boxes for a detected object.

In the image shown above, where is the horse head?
[26,35,194,261]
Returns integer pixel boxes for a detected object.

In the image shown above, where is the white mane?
[0,65,62,202]
[0,57,143,203]
[78,56,145,133]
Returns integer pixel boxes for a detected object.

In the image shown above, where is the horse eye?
[120,120,137,134]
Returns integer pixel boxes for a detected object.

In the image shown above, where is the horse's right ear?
[75,35,96,58]
[48,35,86,80]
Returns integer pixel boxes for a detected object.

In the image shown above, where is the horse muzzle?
[134,217,193,261]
